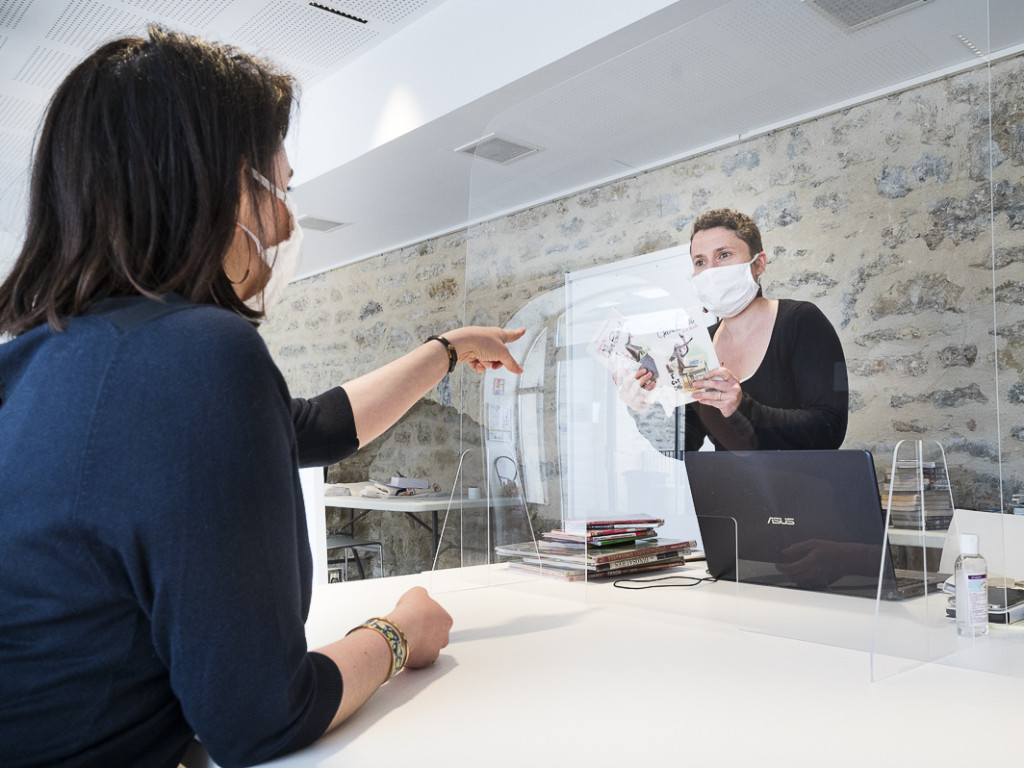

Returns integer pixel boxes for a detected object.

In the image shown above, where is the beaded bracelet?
[347,617,408,682]
[424,335,458,374]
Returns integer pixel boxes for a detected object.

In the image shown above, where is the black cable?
[612,572,718,590]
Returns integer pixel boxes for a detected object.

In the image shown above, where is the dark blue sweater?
[0,295,357,767]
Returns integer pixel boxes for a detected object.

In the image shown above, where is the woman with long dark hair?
[0,27,522,767]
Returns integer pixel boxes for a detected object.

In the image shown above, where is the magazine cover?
[587,306,719,409]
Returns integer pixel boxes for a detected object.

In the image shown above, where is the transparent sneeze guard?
[871,440,1024,681]
[425,292,564,595]
[429,243,717,601]
[424,266,1024,680]
[674,448,919,659]
[421,0,1024,684]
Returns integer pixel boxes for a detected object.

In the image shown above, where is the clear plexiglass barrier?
[425,0,1024,681]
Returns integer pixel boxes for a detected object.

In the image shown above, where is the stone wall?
[261,53,1024,576]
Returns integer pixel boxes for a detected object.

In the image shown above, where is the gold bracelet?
[423,335,457,374]
[347,617,408,682]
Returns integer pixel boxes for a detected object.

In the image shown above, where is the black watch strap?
[424,335,457,373]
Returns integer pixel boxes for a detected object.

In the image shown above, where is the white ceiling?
[0,0,448,275]
[1,0,1023,282]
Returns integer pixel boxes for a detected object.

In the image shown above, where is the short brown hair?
[691,208,763,257]
[0,26,297,335]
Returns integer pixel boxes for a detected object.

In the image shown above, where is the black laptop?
[685,449,946,600]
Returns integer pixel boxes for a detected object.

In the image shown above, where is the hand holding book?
[589,307,719,411]
[688,366,742,418]
[612,366,656,412]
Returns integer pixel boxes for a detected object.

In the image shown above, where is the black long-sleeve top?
[683,298,849,451]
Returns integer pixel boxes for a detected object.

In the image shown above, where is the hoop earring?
[227,222,259,284]
[226,252,252,285]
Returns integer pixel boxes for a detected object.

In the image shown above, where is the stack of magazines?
[882,460,954,530]
[495,517,696,581]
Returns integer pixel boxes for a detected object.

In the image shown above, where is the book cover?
[588,556,690,578]
[522,551,692,573]
[561,517,665,532]
[495,540,584,559]
[507,561,589,581]
[588,537,697,565]
[389,476,428,489]
[587,306,719,409]
[542,529,659,546]
[589,550,692,571]
[547,525,660,538]
[509,555,690,581]
[497,538,695,567]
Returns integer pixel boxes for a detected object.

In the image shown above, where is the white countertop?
[229,563,1024,768]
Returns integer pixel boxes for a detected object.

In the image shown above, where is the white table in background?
[322,485,498,560]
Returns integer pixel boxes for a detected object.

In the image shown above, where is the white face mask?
[238,169,304,314]
[692,255,761,319]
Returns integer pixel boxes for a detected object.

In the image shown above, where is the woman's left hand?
[689,366,742,417]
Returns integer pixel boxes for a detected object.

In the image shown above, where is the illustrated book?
[587,306,719,409]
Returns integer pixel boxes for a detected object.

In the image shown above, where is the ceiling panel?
[0,0,448,275]
[0,0,1022,282]
[289,0,1024,278]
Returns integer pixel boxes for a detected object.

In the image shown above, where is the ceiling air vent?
[455,134,541,165]
[298,215,349,232]
[808,0,930,31]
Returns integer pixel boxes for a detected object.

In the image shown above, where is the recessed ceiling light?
[956,33,985,57]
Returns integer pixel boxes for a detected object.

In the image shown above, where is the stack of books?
[496,517,696,581]
[882,460,954,530]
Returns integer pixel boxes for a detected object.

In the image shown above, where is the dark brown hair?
[0,26,296,335]
[691,208,764,256]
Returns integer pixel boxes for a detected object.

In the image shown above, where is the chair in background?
[494,455,520,496]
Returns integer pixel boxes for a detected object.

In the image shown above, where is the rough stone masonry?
[262,54,1024,576]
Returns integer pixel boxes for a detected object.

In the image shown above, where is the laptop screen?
[685,449,943,599]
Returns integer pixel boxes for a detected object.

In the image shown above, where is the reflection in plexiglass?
[452,0,1024,676]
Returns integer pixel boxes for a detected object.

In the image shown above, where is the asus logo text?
[766,516,795,526]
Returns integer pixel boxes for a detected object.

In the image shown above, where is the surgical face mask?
[237,169,304,313]
[692,255,761,318]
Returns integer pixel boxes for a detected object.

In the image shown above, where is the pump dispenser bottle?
[955,533,989,637]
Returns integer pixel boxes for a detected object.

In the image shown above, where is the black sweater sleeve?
[291,386,360,467]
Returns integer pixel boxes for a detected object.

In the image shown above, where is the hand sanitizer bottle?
[955,533,989,637]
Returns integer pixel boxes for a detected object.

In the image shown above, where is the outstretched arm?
[341,326,525,446]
